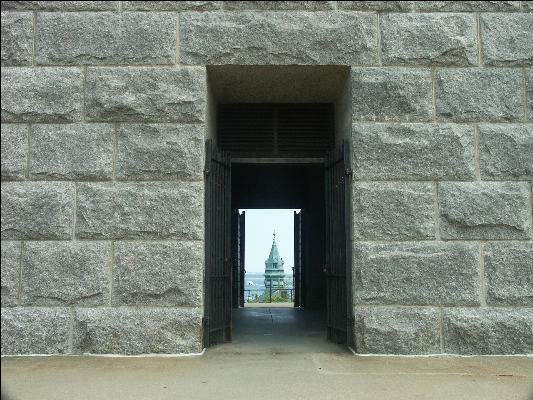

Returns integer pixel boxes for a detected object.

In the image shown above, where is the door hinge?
[204,168,210,177]
[344,168,353,177]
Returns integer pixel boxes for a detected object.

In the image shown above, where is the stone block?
[443,308,533,355]
[484,242,533,306]
[224,1,334,9]
[353,242,480,306]
[21,241,110,306]
[524,1,533,11]
[179,12,376,65]
[479,124,533,180]
[354,307,441,354]
[481,14,533,66]
[1,241,21,306]
[1,182,74,240]
[1,67,83,123]
[116,124,203,181]
[1,124,27,180]
[351,68,432,121]
[527,69,533,121]
[113,241,203,307]
[1,11,33,66]
[439,182,531,240]
[353,182,436,240]
[73,307,202,354]
[85,67,206,123]
[339,1,413,11]
[435,68,523,122]
[1,1,118,10]
[122,1,222,10]
[352,123,475,180]
[75,182,203,240]
[35,12,177,66]
[381,13,477,66]
[414,1,520,11]
[29,124,114,180]
[1,308,70,354]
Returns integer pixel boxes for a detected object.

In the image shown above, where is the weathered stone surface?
[113,241,202,307]
[1,241,21,306]
[353,242,480,306]
[1,1,118,10]
[484,242,533,306]
[479,124,533,180]
[29,124,114,180]
[339,1,413,11]
[381,13,477,66]
[1,124,27,180]
[1,12,33,66]
[21,241,110,306]
[224,1,334,9]
[352,123,475,180]
[527,69,533,121]
[179,12,377,65]
[481,14,533,66]
[354,307,441,354]
[73,307,202,354]
[435,68,523,122]
[414,1,520,11]
[351,68,432,121]
[75,182,203,240]
[1,67,83,123]
[1,308,70,354]
[439,182,531,240]
[85,67,206,123]
[35,12,177,65]
[123,1,222,10]
[1,182,73,240]
[523,1,533,11]
[353,182,436,240]
[116,124,203,181]
[443,308,533,355]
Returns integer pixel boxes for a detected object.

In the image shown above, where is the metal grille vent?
[218,104,334,158]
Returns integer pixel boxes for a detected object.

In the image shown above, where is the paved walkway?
[2,308,532,400]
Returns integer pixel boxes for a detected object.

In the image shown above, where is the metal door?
[231,210,245,308]
[294,210,303,307]
[204,139,231,347]
[324,139,353,346]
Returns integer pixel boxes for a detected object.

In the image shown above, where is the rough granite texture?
[73,307,203,354]
[1,241,21,307]
[435,68,524,122]
[483,242,533,306]
[353,242,480,306]
[116,124,204,181]
[75,182,204,240]
[354,307,441,355]
[438,182,531,240]
[113,241,203,307]
[35,12,177,66]
[352,123,475,180]
[122,1,222,10]
[478,124,533,180]
[414,1,521,11]
[1,182,74,240]
[339,1,413,11]
[1,11,33,66]
[21,241,110,306]
[179,12,377,65]
[352,182,436,240]
[480,14,533,66]
[85,67,206,123]
[224,1,334,10]
[1,67,83,123]
[381,13,477,66]
[0,1,118,10]
[443,308,533,355]
[29,124,115,180]
[351,68,432,121]
[527,69,533,121]
[1,124,27,181]
[1,308,71,354]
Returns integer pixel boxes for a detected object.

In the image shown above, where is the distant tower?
[264,231,285,291]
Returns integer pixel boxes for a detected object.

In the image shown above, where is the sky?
[240,209,300,274]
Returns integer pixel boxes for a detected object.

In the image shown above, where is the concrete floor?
[2,307,533,400]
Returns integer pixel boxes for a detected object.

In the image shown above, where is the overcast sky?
[240,209,300,274]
